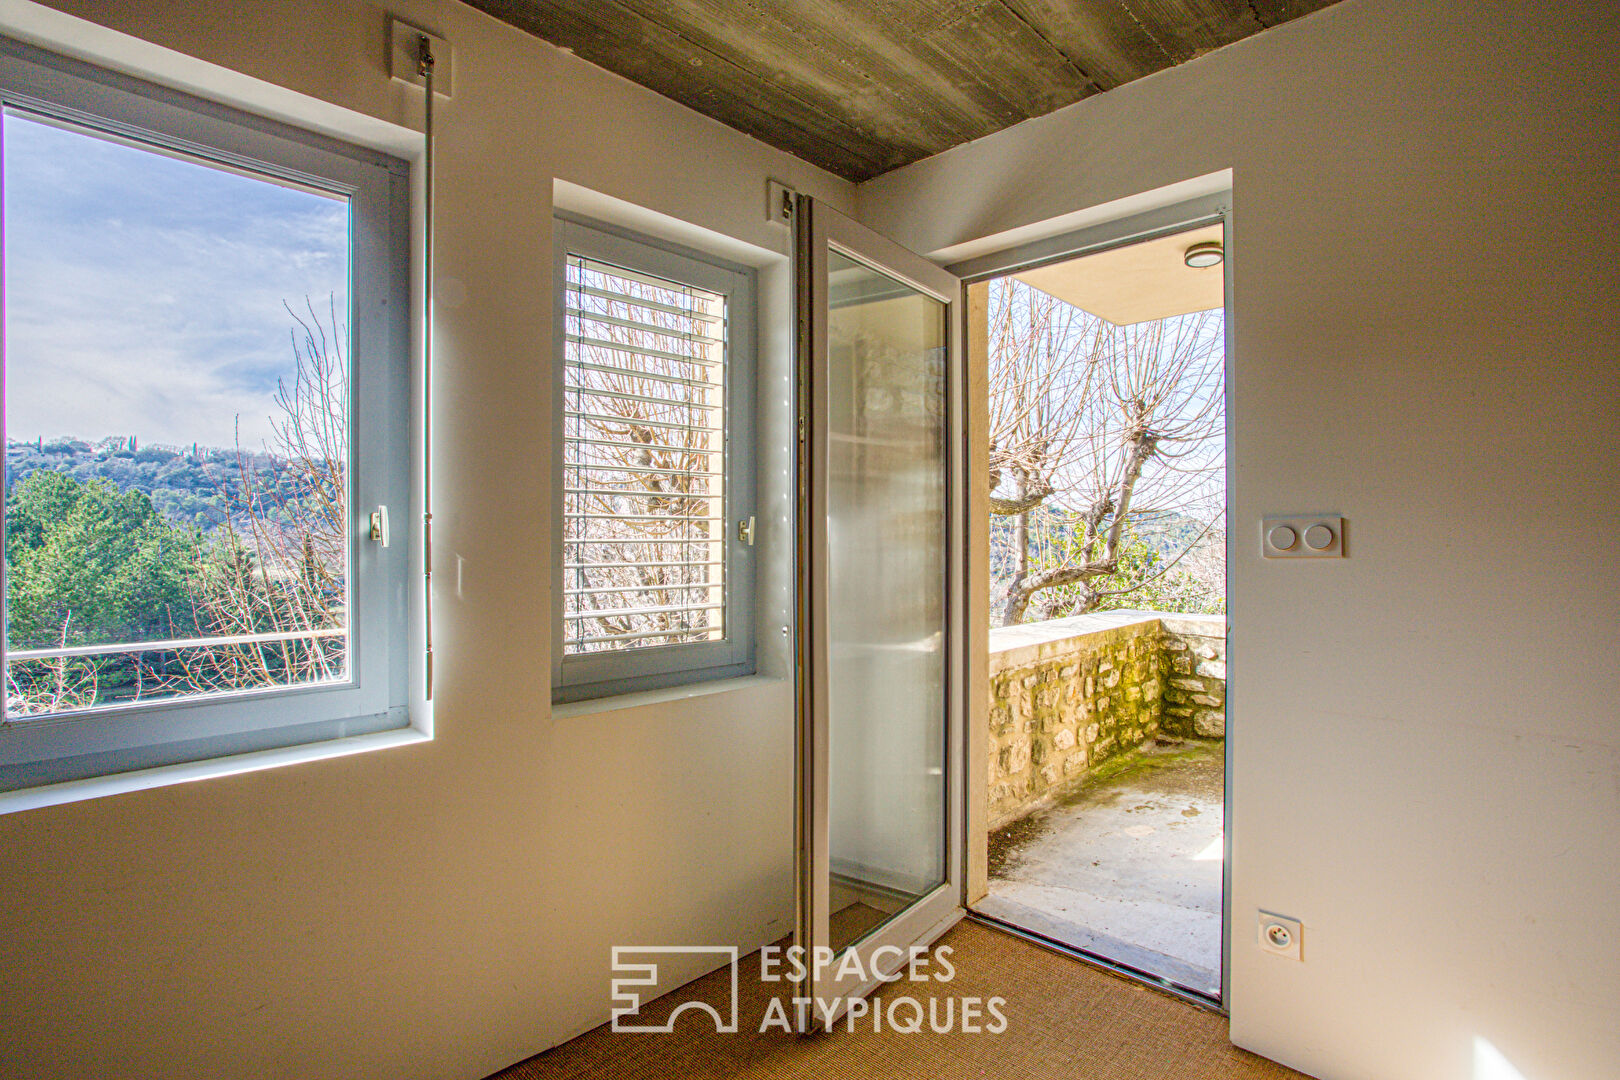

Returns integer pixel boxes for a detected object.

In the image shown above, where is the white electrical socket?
[1258,911,1303,960]
[389,18,453,97]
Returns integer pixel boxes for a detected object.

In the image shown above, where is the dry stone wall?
[1159,616,1227,739]
[987,611,1225,829]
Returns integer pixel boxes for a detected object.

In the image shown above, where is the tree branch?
[989,484,1052,516]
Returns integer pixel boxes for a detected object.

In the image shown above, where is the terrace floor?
[976,737,1225,998]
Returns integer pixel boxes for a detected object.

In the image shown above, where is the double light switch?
[1263,515,1344,558]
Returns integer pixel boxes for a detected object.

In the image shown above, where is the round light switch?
[1304,523,1336,550]
[1268,525,1298,550]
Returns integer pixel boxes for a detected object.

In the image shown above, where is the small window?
[552,218,755,703]
[0,40,411,792]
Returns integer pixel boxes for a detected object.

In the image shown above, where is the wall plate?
[1258,911,1303,960]
[765,179,796,224]
[1263,515,1344,558]
[389,18,453,97]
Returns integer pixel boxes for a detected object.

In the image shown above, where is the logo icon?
[610,946,740,1034]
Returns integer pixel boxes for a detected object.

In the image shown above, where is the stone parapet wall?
[987,610,1225,830]
[1158,616,1227,739]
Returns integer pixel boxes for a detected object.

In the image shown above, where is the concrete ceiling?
[463,0,1342,182]
[1015,223,1224,325]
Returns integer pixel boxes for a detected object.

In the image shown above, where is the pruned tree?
[989,279,1225,625]
[559,259,726,653]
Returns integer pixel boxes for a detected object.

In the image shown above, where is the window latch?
[738,516,756,546]
[369,505,391,548]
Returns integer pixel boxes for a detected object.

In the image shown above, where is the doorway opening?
[964,217,1229,1003]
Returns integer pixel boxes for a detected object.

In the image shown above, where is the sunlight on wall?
[1474,1037,1529,1080]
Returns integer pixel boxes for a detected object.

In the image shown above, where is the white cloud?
[3,113,349,450]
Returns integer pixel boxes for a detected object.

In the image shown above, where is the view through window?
[3,108,352,719]
[560,253,728,655]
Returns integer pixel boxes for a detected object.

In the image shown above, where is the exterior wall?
[862,2,1620,1078]
[987,612,1224,829]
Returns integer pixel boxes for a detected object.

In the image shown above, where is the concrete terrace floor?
[976,737,1225,997]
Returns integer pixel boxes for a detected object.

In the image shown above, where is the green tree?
[1029,514,1225,617]
[5,470,200,650]
[4,298,348,714]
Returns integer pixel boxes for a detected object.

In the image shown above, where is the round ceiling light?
[1184,241,1224,268]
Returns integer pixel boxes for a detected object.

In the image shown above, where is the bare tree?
[989,279,1225,625]
[4,615,98,716]
[560,259,726,652]
[166,297,349,693]
[987,281,1100,610]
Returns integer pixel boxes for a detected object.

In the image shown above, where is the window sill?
[552,673,786,720]
[0,722,431,816]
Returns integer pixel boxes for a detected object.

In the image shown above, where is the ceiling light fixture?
[1184,241,1223,268]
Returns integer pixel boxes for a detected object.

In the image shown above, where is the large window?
[552,218,754,702]
[0,40,411,792]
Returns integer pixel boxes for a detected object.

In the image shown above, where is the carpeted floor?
[490,920,1313,1079]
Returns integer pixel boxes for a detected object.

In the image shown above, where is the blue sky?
[3,109,349,448]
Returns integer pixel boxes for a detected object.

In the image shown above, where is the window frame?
[551,215,757,703]
[0,38,413,792]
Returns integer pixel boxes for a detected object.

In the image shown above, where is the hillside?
[5,437,296,531]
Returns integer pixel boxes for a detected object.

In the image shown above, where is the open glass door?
[793,195,964,1029]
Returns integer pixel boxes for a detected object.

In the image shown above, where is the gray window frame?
[0,38,413,792]
[552,215,756,703]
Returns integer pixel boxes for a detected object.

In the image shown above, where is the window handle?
[369,505,391,548]
[738,516,756,546]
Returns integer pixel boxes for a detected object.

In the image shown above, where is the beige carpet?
[490,920,1313,1079]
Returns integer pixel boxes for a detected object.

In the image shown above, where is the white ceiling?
[1013,224,1225,326]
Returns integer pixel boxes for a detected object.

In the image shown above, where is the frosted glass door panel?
[824,249,948,954]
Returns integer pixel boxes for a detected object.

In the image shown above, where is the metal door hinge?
[767,180,797,223]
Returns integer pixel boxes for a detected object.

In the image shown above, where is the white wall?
[862,2,1620,1078]
[0,2,852,1077]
